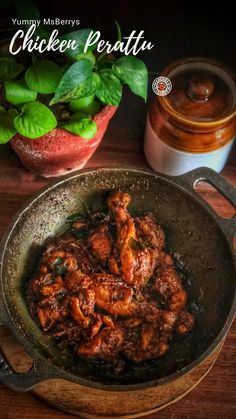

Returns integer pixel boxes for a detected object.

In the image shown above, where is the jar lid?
[160,58,236,131]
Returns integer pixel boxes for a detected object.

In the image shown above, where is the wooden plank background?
[0,90,235,418]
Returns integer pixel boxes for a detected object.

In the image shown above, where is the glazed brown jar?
[144,57,236,175]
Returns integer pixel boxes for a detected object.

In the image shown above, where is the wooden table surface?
[0,90,236,418]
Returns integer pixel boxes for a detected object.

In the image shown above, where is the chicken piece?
[123,323,165,363]
[60,235,97,273]
[135,214,165,250]
[91,273,139,317]
[30,272,54,295]
[52,320,82,343]
[122,309,177,363]
[107,191,131,241]
[65,270,92,292]
[102,315,115,328]
[154,263,187,312]
[175,311,194,335]
[90,313,103,338]
[37,307,62,331]
[39,282,65,297]
[108,248,120,275]
[69,282,95,325]
[108,255,120,274]
[65,270,96,324]
[42,249,78,273]
[42,234,97,274]
[77,326,124,360]
[107,191,156,287]
[28,190,194,371]
[36,292,71,331]
[39,276,66,297]
[70,296,90,328]
[140,323,162,353]
[122,317,143,328]
[87,223,112,265]
[158,310,177,333]
[78,288,95,316]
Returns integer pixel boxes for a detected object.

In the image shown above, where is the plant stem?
[97,21,122,63]
[115,20,122,43]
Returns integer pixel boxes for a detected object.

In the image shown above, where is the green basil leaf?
[96,69,122,106]
[25,60,63,94]
[0,56,24,82]
[112,56,148,101]
[5,79,37,105]
[14,102,57,139]
[63,113,97,139]
[60,29,97,60]
[50,59,93,105]
[0,108,18,144]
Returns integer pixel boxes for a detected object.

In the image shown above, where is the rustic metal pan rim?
[0,167,235,392]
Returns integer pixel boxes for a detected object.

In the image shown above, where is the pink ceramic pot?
[11,105,117,177]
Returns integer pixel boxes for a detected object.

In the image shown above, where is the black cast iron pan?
[0,167,235,391]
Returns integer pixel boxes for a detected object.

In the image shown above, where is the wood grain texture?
[0,90,235,418]
[0,326,223,418]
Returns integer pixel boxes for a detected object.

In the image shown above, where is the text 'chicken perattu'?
[27,191,194,372]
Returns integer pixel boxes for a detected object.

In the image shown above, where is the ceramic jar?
[144,58,236,175]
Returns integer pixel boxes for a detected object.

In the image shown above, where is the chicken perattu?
[27,191,194,371]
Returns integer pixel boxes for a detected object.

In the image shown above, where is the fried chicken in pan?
[107,192,161,287]
[27,191,194,371]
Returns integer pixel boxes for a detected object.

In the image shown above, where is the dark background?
[1,0,236,73]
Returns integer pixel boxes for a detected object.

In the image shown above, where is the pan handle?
[0,304,61,391]
[0,301,59,391]
[0,352,59,391]
[176,167,236,238]
[0,281,62,389]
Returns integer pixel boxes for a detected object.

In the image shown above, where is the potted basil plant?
[0,28,148,177]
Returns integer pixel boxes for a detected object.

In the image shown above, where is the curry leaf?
[65,213,85,223]
[130,238,145,251]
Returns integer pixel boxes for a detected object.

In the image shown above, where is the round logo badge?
[152,76,172,96]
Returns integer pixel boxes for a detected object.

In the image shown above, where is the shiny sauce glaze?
[26,191,194,373]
